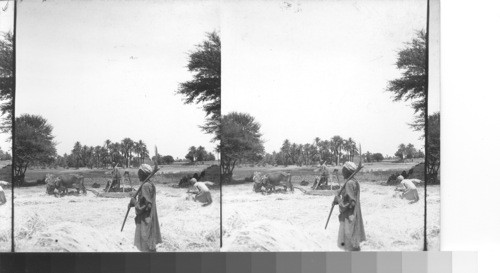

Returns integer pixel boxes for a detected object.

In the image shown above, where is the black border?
[423,0,430,251]
[10,0,17,253]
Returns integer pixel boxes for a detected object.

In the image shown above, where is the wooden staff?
[325,145,363,230]
[120,162,159,232]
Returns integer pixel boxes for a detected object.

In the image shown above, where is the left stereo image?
[5,0,221,252]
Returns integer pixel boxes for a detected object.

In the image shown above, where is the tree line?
[394,143,424,161]
[185,146,216,163]
[261,137,359,167]
[220,110,427,182]
[248,137,423,166]
[0,147,11,161]
[55,138,150,169]
[13,113,217,184]
[57,141,217,169]
[220,111,396,181]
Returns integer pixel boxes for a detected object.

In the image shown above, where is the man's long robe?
[134,181,162,251]
[337,179,366,251]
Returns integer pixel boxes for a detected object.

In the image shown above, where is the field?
[0,160,12,252]
[0,189,11,252]
[9,160,441,252]
[222,161,440,251]
[14,162,220,252]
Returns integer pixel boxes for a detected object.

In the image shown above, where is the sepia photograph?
[221,0,440,251]
[13,0,220,252]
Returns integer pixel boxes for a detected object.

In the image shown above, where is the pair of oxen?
[45,173,86,196]
[252,171,294,193]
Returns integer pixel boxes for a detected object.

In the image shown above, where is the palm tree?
[343,139,351,163]
[339,139,346,164]
[102,139,112,167]
[330,136,343,165]
[345,137,357,161]
[281,139,292,166]
[134,140,149,164]
[81,145,89,167]
[303,144,311,165]
[95,145,109,168]
[313,137,322,162]
[133,141,140,165]
[310,140,320,164]
[314,137,321,147]
[89,146,96,168]
[350,141,358,162]
[319,140,330,164]
[121,138,135,168]
[72,141,83,168]
[104,139,112,150]
[109,142,122,166]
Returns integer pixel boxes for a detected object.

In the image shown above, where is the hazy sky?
[222,0,438,156]
[15,0,219,158]
[6,0,440,158]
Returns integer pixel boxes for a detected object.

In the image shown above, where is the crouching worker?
[188,178,213,206]
[128,164,162,252]
[395,175,419,203]
[336,162,366,251]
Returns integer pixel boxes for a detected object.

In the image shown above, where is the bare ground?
[10,161,441,252]
[222,164,439,252]
[14,165,220,252]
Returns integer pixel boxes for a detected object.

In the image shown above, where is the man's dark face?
[138,170,149,182]
[342,168,353,179]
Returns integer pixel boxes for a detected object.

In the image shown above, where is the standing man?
[129,164,162,252]
[188,178,213,206]
[336,161,366,251]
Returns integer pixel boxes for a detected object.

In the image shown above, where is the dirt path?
[14,184,220,252]
[222,182,439,251]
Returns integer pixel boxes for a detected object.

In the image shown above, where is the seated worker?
[395,175,419,203]
[188,178,213,206]
[312,163,329,189]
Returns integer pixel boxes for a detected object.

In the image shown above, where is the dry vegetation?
[0,160,12,252]
[14,163,220,252]
[10,160,441,252]
[222,162,439,251]
[0,190,11,252]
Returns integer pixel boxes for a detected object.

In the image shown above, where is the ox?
[46,174,86,196]
[262,172,294,192]
[253,171,294,193]
[55,174,86,195]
